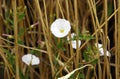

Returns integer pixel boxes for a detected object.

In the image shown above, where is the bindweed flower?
[22,54,40,65]
[95,43,111,57]
[67,33,81,49]
[50,18,71,38]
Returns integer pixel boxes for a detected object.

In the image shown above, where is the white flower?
[67,33,81,49]
[50,18,71,38]
[95,43,111,57]
[22,54,40,65]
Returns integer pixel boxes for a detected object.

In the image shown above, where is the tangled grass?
[0,0,120,79]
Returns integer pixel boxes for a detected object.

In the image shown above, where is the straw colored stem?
[117,0,120,78]
[34,0,55,78]
[12,0,20,79]
[74,0,80,68]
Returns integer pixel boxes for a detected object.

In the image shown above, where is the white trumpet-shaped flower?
[22,54,40,65]
[67,33,81,49]
[95,43,111,57]
[50,18,71,38]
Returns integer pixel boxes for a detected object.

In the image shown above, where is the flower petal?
[31,55,40,65]
[50,18,71,38]
[71,40,81,49]
[22,54,40,65]
[95,43,111,57]
[67,33,81,49]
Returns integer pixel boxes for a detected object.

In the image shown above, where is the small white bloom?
[67,33,81,49]
[95,43,111,57]
[50,18,71,38]
[67,33,75,41]
[22,54,40,65]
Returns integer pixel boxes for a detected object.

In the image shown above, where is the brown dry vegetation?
[0,0,120,79]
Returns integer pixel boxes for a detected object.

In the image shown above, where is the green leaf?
[108,2,113,17]
[56,39,66,51]
[29,46,41,55]
[78,34,95,40]
[79,73,85,79]
[2,48,15,71]
[18,28,25,37]
[91,59,98,65]
[18,12,25,22]
[6,17,14,25]
[18,39,24,45]
[19,69,29,79]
